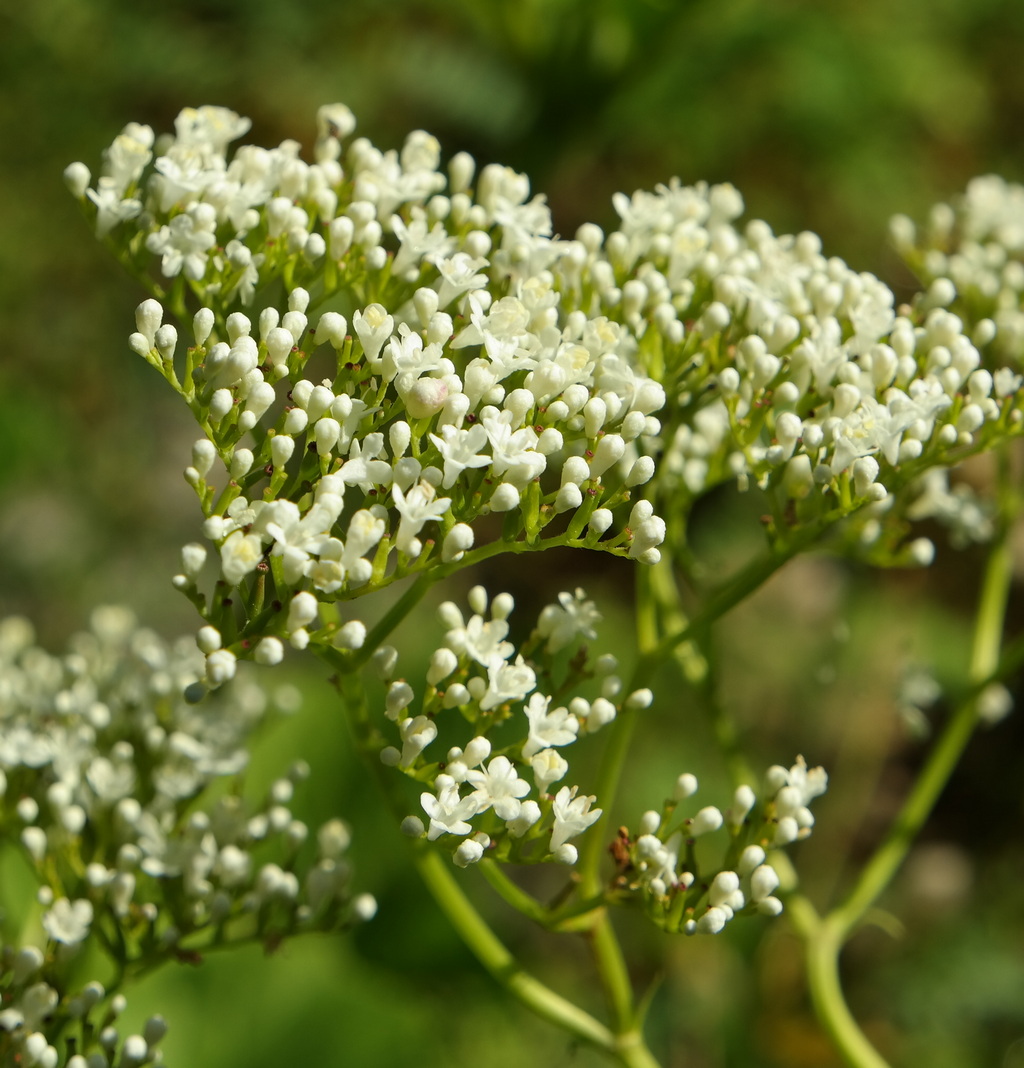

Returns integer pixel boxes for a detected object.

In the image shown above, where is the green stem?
[788,899,890,1068]
[794,470,1017,1068]
[414,849,621,1055]
[579,563,661,892]
[644,556,754,784]
[566,564,666,1068]
[588,913,637,1033]
[831,525,1012,939]
[350,571,437,667]
[477,859,551,925]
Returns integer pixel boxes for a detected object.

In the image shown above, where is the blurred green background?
[2,0,1024,1064]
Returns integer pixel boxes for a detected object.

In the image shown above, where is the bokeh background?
[2,0,1024,1065]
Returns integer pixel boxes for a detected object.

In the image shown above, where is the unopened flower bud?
[254,637,285,666]
[195,625,222,653]
[490,483,520,511]
[589,434,626,479]
[64,161,91,197]
[135,299,163,347]
[287,592,318,632]
[442,523,474,563]
[690,806,723,836]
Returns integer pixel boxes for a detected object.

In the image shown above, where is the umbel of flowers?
[64,105,1022,692]
[0,609,373,1068]
[30,102,1024,1068]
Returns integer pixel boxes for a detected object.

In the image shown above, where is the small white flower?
[480,655,537,712]
[522,693,578,759]
[429,424,490,488]
[465,756,530,820]
[352,303,394,364]
[399,715,437,768]
[220,530,263,586]
[391,481,451,556]
[536,589,602,653]
[420,778,481,840]
[530,748,568,795]
[42,898,93,945]
[550,786,602,853]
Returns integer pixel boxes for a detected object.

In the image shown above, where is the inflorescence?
[0,609,372,1066]
[49,104,1024,960]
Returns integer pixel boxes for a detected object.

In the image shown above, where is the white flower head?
[391,481,451,556]
[480,655,537,712]
[420,778,481,840]
[530,748,569,795]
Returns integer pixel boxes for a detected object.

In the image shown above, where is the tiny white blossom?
[522,693,579,759]
[391,481,451,556]
[536,589,602,653]
[550,786,602,853]
[465,756,530,820]
[42,898,93,945]
[530,748,569,795]
[480,655,537,712]
[420,778,481,839]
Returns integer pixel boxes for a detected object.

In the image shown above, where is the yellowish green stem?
[787,899,890,1068]
[837,522,1012,934]
[415,849,617,1053]
[792,462,1017,1068]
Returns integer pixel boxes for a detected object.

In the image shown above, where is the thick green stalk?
[579,563,662,890]
[422,846,662,1066]
[566,563,665,1068]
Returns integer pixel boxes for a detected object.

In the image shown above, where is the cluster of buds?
[0,948,166,1068]
[613,757,827,935]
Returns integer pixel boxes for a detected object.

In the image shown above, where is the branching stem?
[791,447,1018,1068]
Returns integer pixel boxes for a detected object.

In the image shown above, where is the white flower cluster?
[0,609,371,975]
[605,181,1023,524]
[0,607,265,819]
[0,946,167,1067]
[380,586,651,867]
[150,261,667,666]
[891,174,1024,361]
[66,106,684,658]
[158,277,666,593]
[617,757,827,935]
[885,175,1024,546]
[69,105,1024,610]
